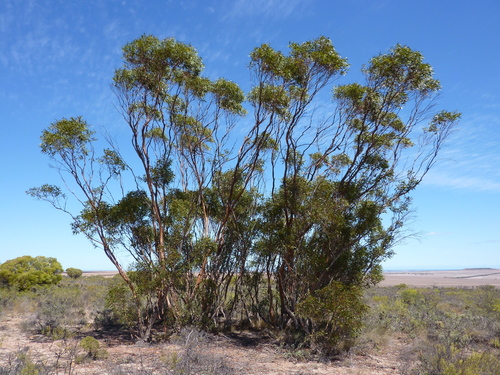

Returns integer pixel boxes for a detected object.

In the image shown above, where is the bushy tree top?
[0,255,63,291]
[66,267,83,279]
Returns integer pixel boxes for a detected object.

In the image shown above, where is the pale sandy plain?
[83,268,500,288]
[379,268,500,288]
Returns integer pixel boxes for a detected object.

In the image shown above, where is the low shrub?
[414,344,500,375]
[398,288,425,306]
[66,268,83,279]
[0,349,51,375]
[31,286,86,339]
[94,278,138,331]
[79,336,108,361]
[296,281,368,355]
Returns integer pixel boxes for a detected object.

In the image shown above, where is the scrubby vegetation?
[1,276,500,374]
[361,285,500,374]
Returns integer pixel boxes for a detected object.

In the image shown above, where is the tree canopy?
[0,256,63,291]
[66,267,83,279]
[28,35,459,347]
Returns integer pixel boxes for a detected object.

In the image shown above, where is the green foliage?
[361,286,500,373]
[0,277,109,342]
[26,184,66,203]
[0,350,50,375]
[417,345,500,375]
[297,282,368,354]
[80,336,108,361]
[248,37,348,120]
[65,267,83,279]
[40,116,95,157]
[30,34,459,350]
[95,277,138,330]
[212,78,247,115]
[80,336,99,356]
[398,288,425,305]
[30,284,86,340]
[0,256,63,291]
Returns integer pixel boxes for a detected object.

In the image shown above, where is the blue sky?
[1,0,499,271]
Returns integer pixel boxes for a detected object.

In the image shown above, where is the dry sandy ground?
[0,314,402,375]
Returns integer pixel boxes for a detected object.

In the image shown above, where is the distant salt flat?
[381,269,500,288]
[81,271,118,278]
[81,269,500,288]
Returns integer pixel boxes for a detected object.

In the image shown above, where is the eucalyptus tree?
[249,44,459,342]
[29,36,249,337]
[29,35,459,346]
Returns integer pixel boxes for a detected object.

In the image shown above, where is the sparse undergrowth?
[1,277,500,374]
[360,284,500,373]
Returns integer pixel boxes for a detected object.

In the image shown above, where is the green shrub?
[415,344,500,375]
[0,256,63,291]
[399,288,425,306]
[27,284,86,339]
[65,267,83,279]
[94,278,137,331]
[362,286,500,373]
[296,282,368,355]
[70,275,109,314]
[0,350,51,375]
[80,336,108,360]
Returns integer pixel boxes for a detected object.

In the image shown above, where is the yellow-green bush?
[80,336,108,360]
[66,267,83,279]
[94,277,138,330]
[418,344,500,375]
[297,282,368,355]
[0,256,63,291]
[399,288,424,305]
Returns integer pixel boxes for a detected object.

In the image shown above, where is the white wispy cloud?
[424,173,500,192]
[3,2,83,76]
[224,0,312,20]
[422,109,500,193]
